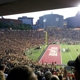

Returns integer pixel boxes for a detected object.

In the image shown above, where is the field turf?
[61,44,79,64]
[25,44,80,65]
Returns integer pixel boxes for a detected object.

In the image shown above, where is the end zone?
[39,45,61,64]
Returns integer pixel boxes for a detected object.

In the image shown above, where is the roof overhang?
[0,0,80,16]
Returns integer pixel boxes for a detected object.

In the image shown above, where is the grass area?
[61,44,80,64]
[25,45,47,61]
[25,44,80,64]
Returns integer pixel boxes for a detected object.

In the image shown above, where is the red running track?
[39,45,62,64]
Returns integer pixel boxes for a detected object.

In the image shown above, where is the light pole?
[43,31,48,46]
[43,18,46,30]
[43,18,47,45]
[56,18,59,27]
[45,31,48,45]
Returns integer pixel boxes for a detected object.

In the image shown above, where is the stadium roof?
[0,0,80,16]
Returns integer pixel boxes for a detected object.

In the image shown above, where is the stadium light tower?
[43,18,47,46]
[43,31,48,46]
[43,18,46,30]
[44,31,48,46]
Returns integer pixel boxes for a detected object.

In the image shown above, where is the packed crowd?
[0,28,80,80]
[0,29,44,67]
[48,28,80,44]
[0,62,75,80]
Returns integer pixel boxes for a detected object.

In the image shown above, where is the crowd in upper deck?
[0,28,80,80]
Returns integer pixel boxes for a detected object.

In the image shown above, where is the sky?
[1,6,80,24]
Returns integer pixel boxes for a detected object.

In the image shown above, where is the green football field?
[61,44,80,64]
[25,44,80,65]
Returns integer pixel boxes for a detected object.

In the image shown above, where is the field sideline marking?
[60,45,62,64]
[65,45,73,60]
[39,45,49,62]
[72,46,79,54]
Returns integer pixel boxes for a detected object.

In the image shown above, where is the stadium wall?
[37,14,64,29]
[65,12,80,28]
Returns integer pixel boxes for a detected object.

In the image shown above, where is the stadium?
[25,28,80,65]
[1,1,80,80]
[1,15,80,80]
[0,27,80,79]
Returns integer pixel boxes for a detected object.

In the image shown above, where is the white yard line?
[72,46,79,54]
[60,45,62,64]
[65,45,73,60]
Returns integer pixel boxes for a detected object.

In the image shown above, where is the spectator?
[67,54,80,80]
[0,64,8,78]
[44,71,52,80]
[51,75,59,80]
[6,65,37,80]
[36,71,43,80]
[0,71,5,80]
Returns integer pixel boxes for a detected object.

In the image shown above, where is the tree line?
[0,22,33,30]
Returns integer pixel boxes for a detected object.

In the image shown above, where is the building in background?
[1,12,80,29]
[0,18,22,26]
[65,12,80,28]
[18,16,33,26]
[36,14,64,29]
[32,25,39,30]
